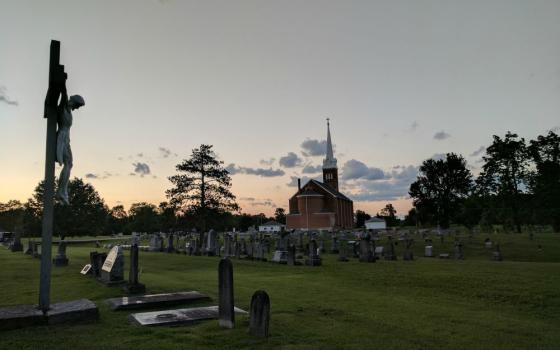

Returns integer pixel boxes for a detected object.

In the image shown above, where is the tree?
[158,201,177,232]
[128,202,159,233]
[355,210,371,228]
[379,203,398,227]
[108,205,128,234]
[24,178,109,236]
[0,200,25,232]
[409,153,473,229]
[167,144,239,241]
[274,207,286,224]
[528,131,560,231]
[476,132,528,233]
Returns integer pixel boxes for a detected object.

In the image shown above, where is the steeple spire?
[323,118,337,169]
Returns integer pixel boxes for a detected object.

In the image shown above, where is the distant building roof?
[309,179,352,201]
[261,221,284,226]
[366,217,385,223]
[297,188,323,197]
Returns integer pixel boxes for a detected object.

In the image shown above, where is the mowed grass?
[0,233,559,350]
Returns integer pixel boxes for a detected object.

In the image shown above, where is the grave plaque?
[80,264,92,275]
[129,305,247,327]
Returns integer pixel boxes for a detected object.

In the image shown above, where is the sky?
[1,0,559,217]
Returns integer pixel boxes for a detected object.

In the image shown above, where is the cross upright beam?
[39,39,66,313]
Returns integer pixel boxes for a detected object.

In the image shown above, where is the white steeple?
[323,118,337,169]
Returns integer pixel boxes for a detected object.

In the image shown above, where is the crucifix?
[39,40,84,312]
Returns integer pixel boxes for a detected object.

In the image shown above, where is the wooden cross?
[39,40,67,313]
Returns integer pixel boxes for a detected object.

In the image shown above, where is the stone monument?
[100,246,125,285]
[125,243,146,294]
[53,240,69,267]
[249,290,270,337]
[218,258,235,328]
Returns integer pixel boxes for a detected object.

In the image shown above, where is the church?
[286,120,354,231]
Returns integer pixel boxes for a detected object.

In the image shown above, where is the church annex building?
[286,120,354,231]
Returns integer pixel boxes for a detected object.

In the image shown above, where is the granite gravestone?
[359,239,375,263]
[149,234,163,252]
[100,246,125,285]
[125,243,146,294]
[403,239,414,261]
[219,258,235,328]
[249,290,270,337]
[454,242,464,260]
[166,233,175,253]
[424,245,433,257]
[24,240,34,255]
[305,239,322,266]
[330,235,339,254]
[207,230,218,256]
[9,233,23,252]
[338,241,349,262]
[53,240,69,267]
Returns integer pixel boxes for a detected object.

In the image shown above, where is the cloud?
[137,153,144,158]
[302,164,322,174]
[259,158,275,166]
[240,197,255,201]
[250,200,276,207]
[431,153,446,161]
[84,171,114,180]
[158,147,176,158]
[132,162,151,177]
[347,165,419,201]
[226,163,285,177]
[0,86,18,106]
[469,146,485,157]
[287,175,322,187]
[341,159,385,180]
[279,152,303,168]
[85,173,98,179]
[409,121,419,131]
[301,139,327,157]
[433,131,451,140]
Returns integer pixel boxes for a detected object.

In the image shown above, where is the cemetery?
[0,228,559,349]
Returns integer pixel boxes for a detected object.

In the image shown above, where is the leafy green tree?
[158,201,177,232]
[108,205,129,234]
[355,210,371,228]
[379,203,399,227]
[476,132,529,233]
[274,207,286,224]
[528,131,560,231]
[0,200,25,233]
[24,178,109,237]
[167,144,239,241]
[409,153,473,229]
[128,202,159,233]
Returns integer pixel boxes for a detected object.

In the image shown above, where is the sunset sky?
[1,0,559,217]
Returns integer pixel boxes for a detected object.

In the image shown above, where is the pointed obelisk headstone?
[218,258,234,329]
[249,290,270,337]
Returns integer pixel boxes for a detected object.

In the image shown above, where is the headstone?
[24,240,34,255]
[385,238,397,260]
[149,234,163,252]
[125,243,146,294]
[318,239,326,254]
[305,239,322,266]
[424,245,433,257]
[9,233,23,252]
[330,236,339,254]
[454,242,464,260]
[100,246,125,285]
[166,233,175,253]
[484,238,492,249]
[286,244,297,265]
[492,244,503,261]
[33,242,41,259]
[80,264,92,275]
[338,241,349,262]
[53,240,69,267]
[359,239,374,263]
[403,239,414,261]
[207,230,218,256]
[271,250,288,264]
[249,290,270,337]
[218,258,235,328]
[439,253,450,259]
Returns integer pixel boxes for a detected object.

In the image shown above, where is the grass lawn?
[0,233,559,349]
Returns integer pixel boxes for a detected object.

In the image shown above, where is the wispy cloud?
[409,121,419,131]
[132,162,151,177]
[341,159,385,180]
[279,152,303,168]
[301,139,327,157]
[158,147,177,158]
[469,146,485,157]
[0,86,18,106]
[433,131,451,140]
[302,164,322,174]
[226,163,285,177]
[259,158,276,166]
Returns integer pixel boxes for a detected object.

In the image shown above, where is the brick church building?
[286,120,354,231]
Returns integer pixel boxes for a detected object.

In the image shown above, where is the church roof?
[297,188,323,197]
[308,179,352,202]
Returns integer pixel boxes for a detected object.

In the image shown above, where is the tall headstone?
[403,239,414,261]
[207,230,217,256]
[359,239,374,263]
[249,290,270,337]
[125,243,146,294]
[454,241,464,260]
[287,244,296,266]
[385,238,397,260]
[330,235,339,254]
[53,240,69,267]
[166,233,175,253]
[305,239,322,266]
[24,240,34,255]
[9,233,23,252]
[218,258,235,329]
[338,241,349,262]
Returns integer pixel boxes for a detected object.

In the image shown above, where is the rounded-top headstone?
[249,290,270,337]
